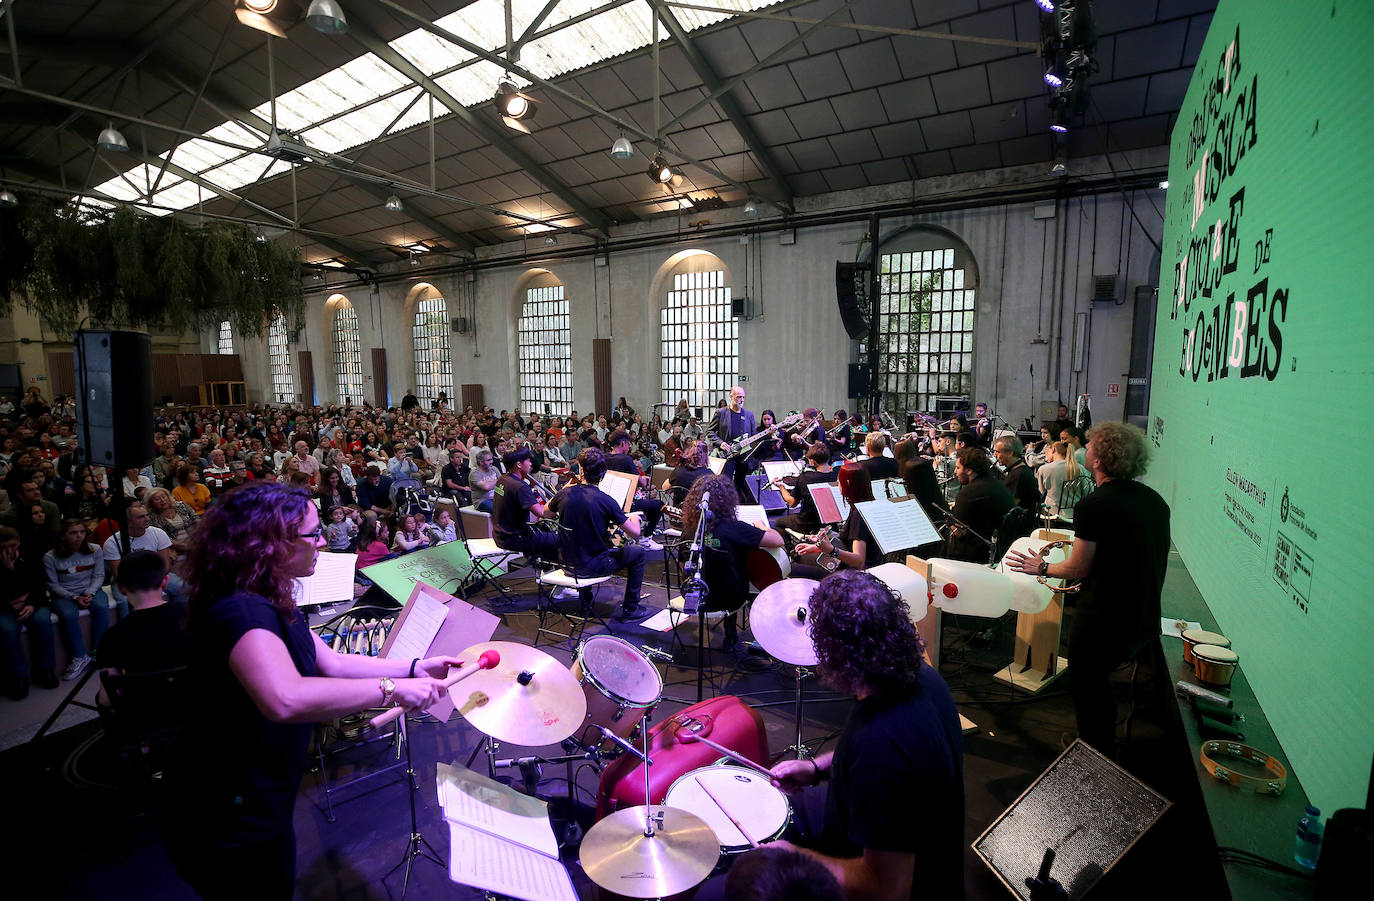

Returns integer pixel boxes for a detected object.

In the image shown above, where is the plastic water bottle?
[1294,805,1323,869]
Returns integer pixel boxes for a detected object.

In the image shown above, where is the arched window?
[411,288,453,408]
[518,281,572,416]
[660,263,736,409]
[267,309,294,403]
[332,301,364,405]
[217,320,234,355]
[874,236,978,413]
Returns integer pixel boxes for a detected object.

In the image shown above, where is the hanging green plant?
[0,192,305,338]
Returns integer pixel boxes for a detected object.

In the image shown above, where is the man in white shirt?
[292,440,320,482]
[121,467,153,501]
[103,502,185,604]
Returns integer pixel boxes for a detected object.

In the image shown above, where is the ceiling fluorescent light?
[306,0,348,35]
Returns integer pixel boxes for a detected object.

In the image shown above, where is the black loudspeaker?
[835,261,871,339]
[847,363,871,399]
[75,330,154,470]
[452,316,468,334]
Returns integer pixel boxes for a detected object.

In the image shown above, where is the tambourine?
[1033,540,1081,593]
[1200,740,1287,796]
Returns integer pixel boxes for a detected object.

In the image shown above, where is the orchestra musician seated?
[547,448,650,621]
[992,435,1040,514]
[680,474,783,651]
[946,447,1014,563]
[606,430,663,550]
[858,433,897,481]
[662,440,713,505]
[793,463,882,578]
[491,448,560,563]
[774,442,837,544]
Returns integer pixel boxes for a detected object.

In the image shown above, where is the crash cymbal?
[749,578,820,666]
[452,641,587,746]
[580,805,720,898]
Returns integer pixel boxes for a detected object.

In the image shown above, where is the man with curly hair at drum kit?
[765,570,965,901]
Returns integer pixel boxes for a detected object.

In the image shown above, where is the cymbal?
[452,640,588,746]
[750,578,820,666]
[580,805,720,897]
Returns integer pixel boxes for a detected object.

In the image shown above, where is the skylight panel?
[153,180,205,210]
[162,138,238,173]
[389,27,472,74]
[434,59,511,107]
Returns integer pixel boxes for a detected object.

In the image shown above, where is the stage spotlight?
[495,79,538,132]
[647,153,673,184]
[234,0,297,38]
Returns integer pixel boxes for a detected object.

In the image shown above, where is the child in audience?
[325,504,357,552]
[355,513,392,569]
[426,508,457,545]
[393,514,427,554]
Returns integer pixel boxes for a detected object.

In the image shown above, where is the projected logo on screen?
[1167,25,1292,387]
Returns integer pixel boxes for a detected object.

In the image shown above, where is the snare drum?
[746,546,791,591]
[1193,644,1239,688]
[571,636,663,748]
[1181,629,1229,666]
[663,765,791,855]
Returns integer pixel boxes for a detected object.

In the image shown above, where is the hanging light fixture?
[610,133,634,160]
[234,0,295,38]
[306,0,347,34]
[744,198,758,217]
[647,153,673,184]
[97,122,129,152]
[495,78,538,133]
[0,188,17,208]
[385,193,404,212]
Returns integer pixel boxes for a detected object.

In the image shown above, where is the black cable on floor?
[1216,847,1314,880]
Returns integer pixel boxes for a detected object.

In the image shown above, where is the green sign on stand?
[361,542,480,605]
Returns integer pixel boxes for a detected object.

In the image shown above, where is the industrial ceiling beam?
[645,0,793,206]
[349,15,611,234]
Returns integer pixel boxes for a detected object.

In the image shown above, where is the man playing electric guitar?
[706,385,758,495]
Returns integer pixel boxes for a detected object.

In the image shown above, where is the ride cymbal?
[580,805,719,897]
[452,640,588,746]
[749,579,820,666]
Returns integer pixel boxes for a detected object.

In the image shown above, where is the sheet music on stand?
[808,482,851,525]
[437,762,576,901]
[706,455,727,474]
[735,504,771,532]
[760,460,804,485]
[854,498,941,555]
[293,552,357,607]
[597,469,637,512]
[378,582,498,726]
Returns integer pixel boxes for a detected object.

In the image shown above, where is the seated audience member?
[356,465,396,515]
[392,514,428,554]
[291,439,320,483]
[103,502,182,607]
[200,448,233,499]
[387,442,421,485]
[122,466,153,501]
[425,507,457,545]
[172,465,210,516]
[440,449,469,502]
[152,443,180,488]
[468,450,500,514]
[145,488,197,558]
[0,526,58,698]
[63,465,111,524]
[325,505,358,552]
[44,518,111,681]
[1,479,61,533]
[993,435,1040,514]
[96,550,190,698]
[354,512,393,569]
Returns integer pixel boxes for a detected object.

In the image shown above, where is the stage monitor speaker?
[973,739,1172,900]
[847,363,871,399]
[835,261,871,339]
[75,330,154,470]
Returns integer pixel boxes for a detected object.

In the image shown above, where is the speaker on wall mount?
[74,329,154,470]
[835,261,871,340]
[452,316,469,334]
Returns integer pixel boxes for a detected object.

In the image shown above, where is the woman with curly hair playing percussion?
[764,570,965,901]
[163,481,462,899]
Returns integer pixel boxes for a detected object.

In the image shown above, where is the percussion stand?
[783,665,815,760]
[383,714,443,901]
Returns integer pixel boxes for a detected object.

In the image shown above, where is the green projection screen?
[1150,0,1374,813]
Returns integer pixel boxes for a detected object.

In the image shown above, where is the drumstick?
[679,732,774,778]
[694,776,761,849]
[370,649,501,727]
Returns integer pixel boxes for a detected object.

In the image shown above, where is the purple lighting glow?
[1035,0,1055,12]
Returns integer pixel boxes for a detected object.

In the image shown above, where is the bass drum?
[745,546,791,592]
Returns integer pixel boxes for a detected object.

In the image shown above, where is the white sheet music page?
[447,821,576,901]
[383,588,449,663]
[436,762,559,858]
[735,504,771,532]
[855,499,941,555]
[293,552,357,607]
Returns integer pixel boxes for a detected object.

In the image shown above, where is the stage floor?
[7,551,1237,900]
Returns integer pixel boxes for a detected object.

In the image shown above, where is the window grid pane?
[660,269,737,409]
[332,304,364,406]
[518,285,572,416]
[268,311,295,403]
[412,295,453,407]
[874,249,974,413]
[217,320,234,355]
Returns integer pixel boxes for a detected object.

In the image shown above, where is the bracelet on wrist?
[409,658,419,679]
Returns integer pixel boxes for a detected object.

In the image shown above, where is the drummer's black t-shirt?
[1071,477,1171,642]
[825,662,965,900]
[176,592,317,845]
[700,517,765,612]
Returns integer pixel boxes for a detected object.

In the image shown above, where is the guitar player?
[706,385,758,495]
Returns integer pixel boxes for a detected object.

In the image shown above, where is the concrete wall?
[220,150,1167,426]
